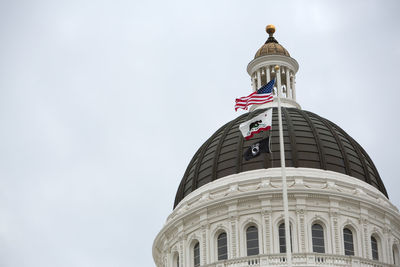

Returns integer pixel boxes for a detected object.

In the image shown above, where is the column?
[286,69,292,99]
[271,67,276,95]
[276,66,282,95]
[292,75,297,101]
[266,66,271,83]
[257,69,261,89]
[251,76,256,91]
[275,66,283,98]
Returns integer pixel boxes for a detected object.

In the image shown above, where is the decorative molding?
[167,169,398,225]
[242,217,258,228]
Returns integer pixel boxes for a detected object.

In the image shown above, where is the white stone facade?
[153,168,400,267]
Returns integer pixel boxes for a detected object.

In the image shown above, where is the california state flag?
[239,109,272,140]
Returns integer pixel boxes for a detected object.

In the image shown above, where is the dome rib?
[174,108,388,208]
[356,142,388,196]
[310,112,352,176]
[329,121,372,185]
[294,109,327,170]
[192,126,225,190]
[211,119,237,181]
[175,147,202,207]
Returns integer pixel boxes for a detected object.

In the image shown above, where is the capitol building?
[152,26,400,267]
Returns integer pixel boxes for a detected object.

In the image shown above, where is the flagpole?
[275,65,292,267]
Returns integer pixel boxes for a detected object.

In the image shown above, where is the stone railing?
[202,253,395,267]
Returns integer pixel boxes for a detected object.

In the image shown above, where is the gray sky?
[0,0,399,266]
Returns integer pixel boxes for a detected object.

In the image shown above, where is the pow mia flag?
[243,137,271,161]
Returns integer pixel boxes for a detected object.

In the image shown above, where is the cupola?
[247,25,300,110]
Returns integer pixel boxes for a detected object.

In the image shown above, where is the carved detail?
[296,209,305,215]
[225,184,239,196]
[260,179,271,189]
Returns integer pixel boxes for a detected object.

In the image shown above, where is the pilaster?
[227,200,239,258]
[295,195,307,253]
[360,214,370,258]
[329,197,340,254]
[260,196,272,254]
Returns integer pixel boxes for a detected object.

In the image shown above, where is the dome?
[174,107,387,208]
[254,40,290,58]
[254,26,290,58]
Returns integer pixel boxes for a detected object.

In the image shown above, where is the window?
[279,223,292,253]
[393,244,399,265]
[312,224,325,253]
[246,226,259,256]
[217,232,228,260]
[371,236,379,260]
[343,228,354,256]
[173,253,179,267]
[194,242,200,267]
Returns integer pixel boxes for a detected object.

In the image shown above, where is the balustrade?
[202,253,395,267]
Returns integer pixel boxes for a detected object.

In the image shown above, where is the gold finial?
[266,25,276,37]
[274,65,280,71]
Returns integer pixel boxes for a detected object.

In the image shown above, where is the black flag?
[244,137,270,161]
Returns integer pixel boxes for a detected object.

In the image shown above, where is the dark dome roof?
[174,108,387,208]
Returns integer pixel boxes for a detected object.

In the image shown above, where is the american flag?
[235,79,275,111]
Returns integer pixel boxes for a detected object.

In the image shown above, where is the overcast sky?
[0,0,399,266]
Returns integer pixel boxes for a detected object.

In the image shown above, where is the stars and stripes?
[234,79,275,111]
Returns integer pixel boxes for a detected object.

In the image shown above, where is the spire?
[247,26,300,110]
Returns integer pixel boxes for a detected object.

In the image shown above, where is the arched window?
[393,244,399,265]
[279,222,292,253]
[343,228,354,256]
[371,236,379,260]
[217,232,228,260]
[194,242,200,267]
[173,252,179,267]
[312,224,325,253]
[246,226,259,256]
